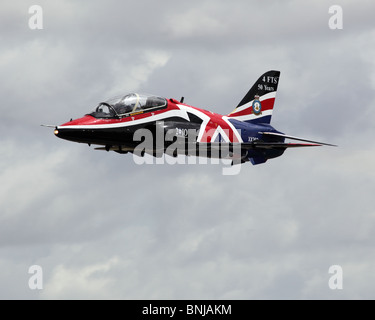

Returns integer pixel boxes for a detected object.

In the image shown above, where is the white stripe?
[177,104,211,142]
[231,91,277,114]
[59,103,245,143]
[211,125,232,143]
[230,109,273,122]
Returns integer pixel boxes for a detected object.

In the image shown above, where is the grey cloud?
[1,0,375,300]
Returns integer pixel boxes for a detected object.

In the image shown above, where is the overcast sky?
[1,0,375,299]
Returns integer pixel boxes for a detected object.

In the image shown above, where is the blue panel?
[249,157,268,165]
[227,119,277,142]
[243,115,272,125]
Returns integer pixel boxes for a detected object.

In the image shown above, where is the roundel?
[252,99,262,115]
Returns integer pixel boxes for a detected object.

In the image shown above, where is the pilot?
[114,104,127,115]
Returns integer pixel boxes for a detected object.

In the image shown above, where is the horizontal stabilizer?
[259,132,337,147]
[242,142,323,149]
[190,142,323,152]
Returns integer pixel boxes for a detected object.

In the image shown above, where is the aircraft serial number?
[248,137,259,142]
[176,128,188,137]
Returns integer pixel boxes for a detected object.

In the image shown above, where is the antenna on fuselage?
[180,97,184,103]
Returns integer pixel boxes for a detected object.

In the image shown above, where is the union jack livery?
[46,70,335,165]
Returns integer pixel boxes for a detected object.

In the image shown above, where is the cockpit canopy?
[89,93,167,118]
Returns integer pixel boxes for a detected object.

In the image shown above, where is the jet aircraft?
[47,71,335,165]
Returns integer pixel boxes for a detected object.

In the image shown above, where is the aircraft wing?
[241,142,323,149]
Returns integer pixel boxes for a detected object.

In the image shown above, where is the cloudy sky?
[1,0,375,299]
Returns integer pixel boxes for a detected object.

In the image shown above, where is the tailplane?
[227,70,280,124]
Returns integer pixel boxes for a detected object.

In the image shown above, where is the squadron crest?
[252,95,262,115]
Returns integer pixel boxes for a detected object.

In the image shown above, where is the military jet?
[47,70,335,165]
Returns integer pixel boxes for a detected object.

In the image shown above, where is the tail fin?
[227,70,280,124]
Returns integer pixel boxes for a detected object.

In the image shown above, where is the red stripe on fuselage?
[59,103,181,127]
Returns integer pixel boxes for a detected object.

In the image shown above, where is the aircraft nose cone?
[54,127,75,141]
[53,126,92,144]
